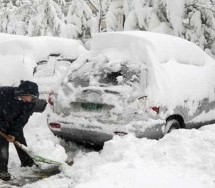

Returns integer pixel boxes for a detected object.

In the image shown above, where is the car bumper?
[47,114,166,147]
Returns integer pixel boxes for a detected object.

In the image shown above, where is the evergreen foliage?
[0,0,214,55]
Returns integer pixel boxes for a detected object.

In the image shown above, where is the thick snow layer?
[5,111,215,188]
[91,31,215,109]
[0,33,86,86]
[68,126,215,188]
[92,31,213,66]
[0,34,86,63]
[0,54,34,86]
[149,58,215,108]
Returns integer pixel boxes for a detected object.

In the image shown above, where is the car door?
[185,97,215,129]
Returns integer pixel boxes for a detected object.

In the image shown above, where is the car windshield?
[67,60,141,87]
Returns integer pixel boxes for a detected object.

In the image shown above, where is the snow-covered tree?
[102,0,124,31]
[121,0,215,55]
[61,0,98,39]
[156,0,215,53]
[123,0,162,32]
[0,0,20,34]
[183,0,215,50]
[27,0,65,36]
[0,0,65,36]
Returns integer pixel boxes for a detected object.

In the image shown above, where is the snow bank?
[67,127,215,188]
[22,124,215,188]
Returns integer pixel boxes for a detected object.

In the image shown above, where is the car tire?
[164,119,181,134]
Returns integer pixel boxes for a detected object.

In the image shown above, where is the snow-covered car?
[47,31,215,147]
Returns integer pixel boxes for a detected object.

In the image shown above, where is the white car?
[47,31,215,148]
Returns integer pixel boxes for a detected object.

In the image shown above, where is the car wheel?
[164,119,181,134]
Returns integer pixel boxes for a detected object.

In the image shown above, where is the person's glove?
[6,135,15,142]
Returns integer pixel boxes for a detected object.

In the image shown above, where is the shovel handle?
[0,130,39,166]
[0,131,67,166]
[0,131,10,140]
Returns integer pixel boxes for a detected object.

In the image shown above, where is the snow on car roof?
[92,31,213,66]
[0,33,86,86]
[0,34,86,62]
[91,31,215,109]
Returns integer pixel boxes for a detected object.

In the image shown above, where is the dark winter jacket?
[0,87,36,138]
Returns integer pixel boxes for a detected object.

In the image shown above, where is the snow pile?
[66,126,215,188]
[24,109,67,163]
[19,122,215,188]
[7,110,68,186]
[3,104,215,188]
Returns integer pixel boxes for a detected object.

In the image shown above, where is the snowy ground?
[2,111,215,188]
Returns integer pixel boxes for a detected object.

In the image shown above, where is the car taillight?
[48,97,54,106]
[49,123,61,129]
[150,106,160,114]
[48,93,54,106]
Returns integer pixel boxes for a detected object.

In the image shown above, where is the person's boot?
[0,172,11,181]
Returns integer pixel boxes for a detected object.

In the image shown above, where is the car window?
[67,60,141,87]
[99,64,140,85]
[67,61,93,87]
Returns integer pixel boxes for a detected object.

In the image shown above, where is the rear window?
[99,64,140,85]
[67,60,141,87]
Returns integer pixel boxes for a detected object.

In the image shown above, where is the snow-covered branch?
[191,3,215,12]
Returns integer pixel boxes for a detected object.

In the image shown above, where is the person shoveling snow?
[0,130,62,186]
[0,80,57,181]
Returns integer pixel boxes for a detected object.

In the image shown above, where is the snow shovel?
[0,131,62,166]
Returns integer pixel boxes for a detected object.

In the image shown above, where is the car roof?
[91,31,214,66]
